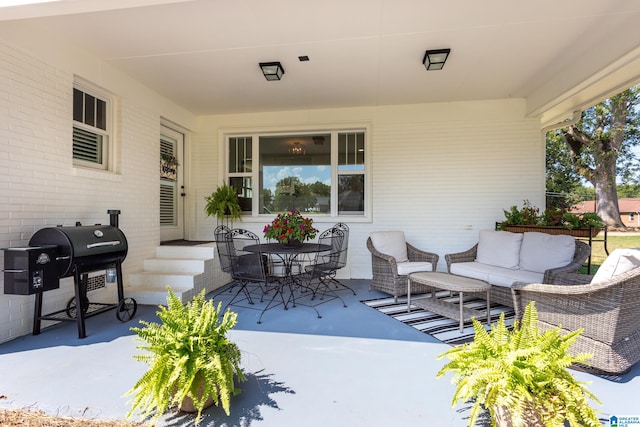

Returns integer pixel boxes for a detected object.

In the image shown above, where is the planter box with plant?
[497,200,604,237]
[437,301,601,427]
[125,288,246,424]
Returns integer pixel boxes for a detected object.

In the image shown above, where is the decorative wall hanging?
[160,154,178,180]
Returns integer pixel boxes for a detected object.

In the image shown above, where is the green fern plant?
[436,302,601,427]
[204,183,242,223]
[125,288,245,424]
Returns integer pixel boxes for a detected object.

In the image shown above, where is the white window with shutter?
[72,79,112,170]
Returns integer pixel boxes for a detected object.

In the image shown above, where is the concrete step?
[143,258,207,274]
[125,284,194,307]
[155,244,215,260]
[125,244,222,304]
[128,271,199,287]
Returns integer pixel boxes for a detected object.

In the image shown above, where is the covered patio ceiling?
[2,0,640,126]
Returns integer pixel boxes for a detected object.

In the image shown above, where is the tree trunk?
[590,93,626,228]
[593,174,624,227]
[562,90,634,229]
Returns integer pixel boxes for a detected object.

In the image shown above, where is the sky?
[263,165,331,194]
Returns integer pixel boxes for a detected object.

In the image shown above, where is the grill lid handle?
[86,241,121,249]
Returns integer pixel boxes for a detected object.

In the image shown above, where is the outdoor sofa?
[445,230,591,307]
[512,248,640,374]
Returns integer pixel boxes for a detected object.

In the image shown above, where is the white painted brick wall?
[0,38,190,343]
[192,102,544,280]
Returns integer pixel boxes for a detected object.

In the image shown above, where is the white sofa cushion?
[591,248,640,283]
[518,232,576,274]
[450,262,490,283]
[397,262,433,276]
[451,262,543,288]
[370,231,408,262]
[475,230,523,269]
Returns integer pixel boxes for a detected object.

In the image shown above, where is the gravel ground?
[0,408,145,427]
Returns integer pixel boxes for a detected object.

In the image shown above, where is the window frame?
[223,124,370,221]
[72,78,114,171]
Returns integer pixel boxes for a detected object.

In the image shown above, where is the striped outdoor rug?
[362,291,515,345]
[363,293,624,382]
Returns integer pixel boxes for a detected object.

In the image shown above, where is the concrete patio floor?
[0,279,638,426]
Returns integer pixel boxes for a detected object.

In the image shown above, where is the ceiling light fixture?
[423,49,451,71]
[259,62,285,81]
[289,141,305,156]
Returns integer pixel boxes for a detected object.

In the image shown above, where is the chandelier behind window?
[289,141,306,156]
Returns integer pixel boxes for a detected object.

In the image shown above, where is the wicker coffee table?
[407,272,491,333]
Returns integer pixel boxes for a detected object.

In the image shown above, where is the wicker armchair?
[445,239,591,307]
[366,231,439,302]
[511,266,640,375]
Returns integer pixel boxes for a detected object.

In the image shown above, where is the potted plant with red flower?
[263,210,318,246]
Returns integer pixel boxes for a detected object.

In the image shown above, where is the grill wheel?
[116,297,137,322]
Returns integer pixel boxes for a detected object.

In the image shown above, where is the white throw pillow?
[475,230,523,269]
[591,248,640,283]
[518,232,576,273]
[370,231,409,262]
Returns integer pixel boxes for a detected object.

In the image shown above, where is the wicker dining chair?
[512,250,640,375]
[366,231,439,302]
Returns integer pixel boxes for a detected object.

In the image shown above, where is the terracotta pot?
[494,404,545,427]
[179,393,215,413]
[178,374,218,413]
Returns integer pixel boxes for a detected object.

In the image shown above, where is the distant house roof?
[571,198,640,213]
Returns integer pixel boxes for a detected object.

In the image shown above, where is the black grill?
[29,224,128,278]
[2,210,137,338]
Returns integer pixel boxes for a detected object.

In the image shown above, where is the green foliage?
[546,86,640,218]
[160,153,179,166]
[546,86,640,224]
[546,131,584,211]
[266,176,330,213]
[563,212,605,229]
[437,302,600,427]
[498,200,604,230]
[500,200,541,226]
[617,183,640,198]
[204,183,242,222]
[125,288,245,424]
[541,207,564,226]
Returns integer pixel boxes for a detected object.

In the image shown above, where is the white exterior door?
[160,125,184,242]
